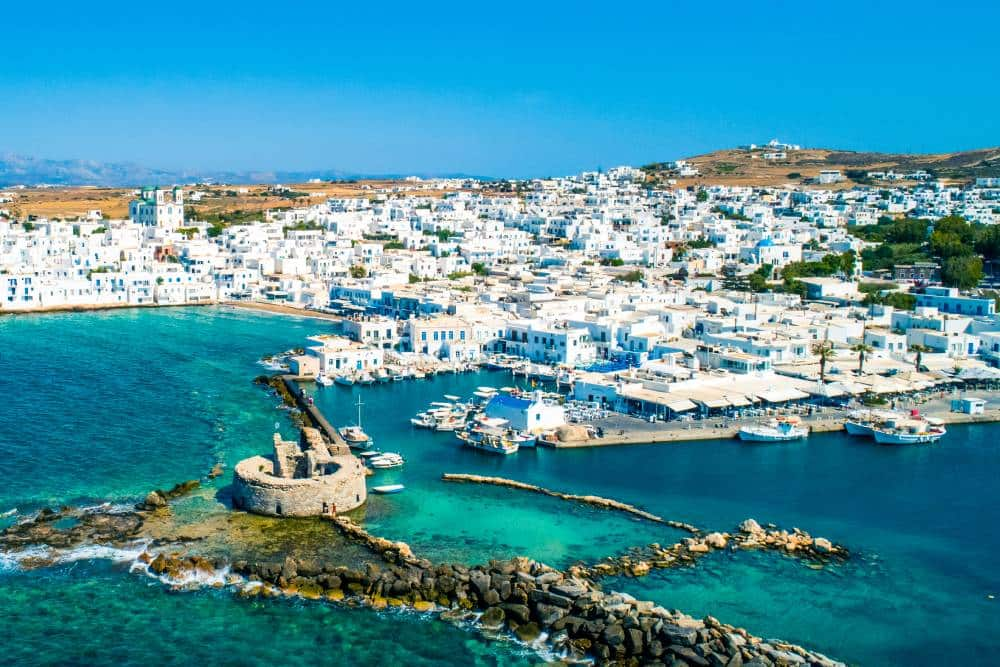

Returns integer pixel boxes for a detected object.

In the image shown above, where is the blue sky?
[2,1,998,177]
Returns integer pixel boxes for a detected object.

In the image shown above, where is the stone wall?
[232,455,366,517]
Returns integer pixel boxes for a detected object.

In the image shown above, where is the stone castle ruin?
[232,427,367,517]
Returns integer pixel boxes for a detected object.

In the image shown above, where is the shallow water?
[1,307,998,665]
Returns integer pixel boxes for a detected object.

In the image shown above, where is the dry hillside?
[650,146,1000,188]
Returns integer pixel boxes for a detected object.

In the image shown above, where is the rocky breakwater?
[0,479,202,569]
[184,516,841,666]
[580,519,848,580]
[212,539,843,666]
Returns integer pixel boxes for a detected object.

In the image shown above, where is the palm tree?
[910,344,930,372]
[812,341,835,382]
[851,342,874,375]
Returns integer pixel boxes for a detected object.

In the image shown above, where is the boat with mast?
[339,395,372,447]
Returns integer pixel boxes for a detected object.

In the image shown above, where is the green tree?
[851,342,873,375]
[349,265,367,279]
[620,270,643,283]
[471,262,488,276]
[812,341,835,382]
[435,229,451,243]
[975,225,1000,261]
[941,255,983,289]
[695,189,709,202]
[910,344,930,372]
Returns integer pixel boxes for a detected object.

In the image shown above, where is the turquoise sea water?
[1,307,998,665]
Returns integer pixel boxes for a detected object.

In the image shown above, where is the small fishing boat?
[315,374,334,386]
[358,373,376,386]
[872,418,946,445]
[334,375,355,387]
[443,394,461,402]
[457,428,519,455]
[844,409,901,437]
[372,484,405,494]
[738,417,809,442]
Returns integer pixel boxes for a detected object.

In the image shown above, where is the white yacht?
[367,452,405,469]
[315,374,334,387]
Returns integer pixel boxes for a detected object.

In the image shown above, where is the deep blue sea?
[1,306,997,666]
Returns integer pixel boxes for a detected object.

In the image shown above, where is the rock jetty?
[152,543,840,666]
[442,473,700,533]
[578,520,848,580]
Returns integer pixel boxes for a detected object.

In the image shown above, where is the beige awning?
[666,399,698,412]
[756,388,810,403]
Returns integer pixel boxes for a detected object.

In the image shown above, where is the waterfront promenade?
[561,393,1000,447]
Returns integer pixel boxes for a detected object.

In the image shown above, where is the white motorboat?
[315,374,334,386]
[368,452,405,469]
[372,484,405,494]
[410,412,436,428]
[443,394,461,402]
[358,373,376,385]
[738,418,809,442]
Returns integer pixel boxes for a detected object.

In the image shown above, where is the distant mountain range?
[0,153,488,187]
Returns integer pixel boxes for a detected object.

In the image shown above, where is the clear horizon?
[3,0,998,178]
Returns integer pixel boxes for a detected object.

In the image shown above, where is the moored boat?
[371,484,405,494]
[367,452,405,468]
[872,418,946,445]
[339,425,371,446]
[738,417,809,442]
[334,375,355,386]
[315,374,334,386]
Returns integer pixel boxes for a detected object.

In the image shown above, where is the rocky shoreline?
[1,478,847,666]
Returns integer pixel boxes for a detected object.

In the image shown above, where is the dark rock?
[530,588,573,608]
[669,645,710,667]
[534,603,566,626]
[482,588,500,606]
[662,623,699,647]
[469,570,491,598]
[515,622,541,643]
[603,623,626,647]
[501,603,531,625]
[551,581,587,599]
[625,628,644,654]
[281,556,298,580]
[296,559,322,577]
[480,606,505,629]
